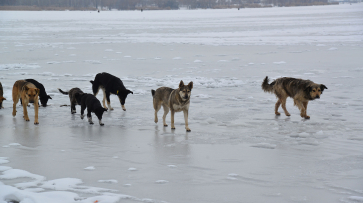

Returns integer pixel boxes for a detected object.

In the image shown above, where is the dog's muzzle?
[315,96,320,99]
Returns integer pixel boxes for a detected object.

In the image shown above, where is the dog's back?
[262,77,314,98]
[25,79,51,106]
[152,87,174,108]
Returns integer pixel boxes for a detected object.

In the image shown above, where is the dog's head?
[94,106,108,120]
[178,80,193,101]
[117,89,133,106]
[40,95,52,107]
[24,86,39,103]
[74,92,84,105]
[305,84,327,100]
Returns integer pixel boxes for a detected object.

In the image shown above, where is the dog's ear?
[48,95,52,99]
[24,86,29,91]
[188,81,193,90]
[304,86,312,94]
[320,84,328,91]
[179,80,184,88]
[35,88,40,95]
[127,89,133,95]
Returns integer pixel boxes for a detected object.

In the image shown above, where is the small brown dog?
[12,80,40,124]
[0,82,6,109]
[262,76,327,119]
[152,80,193,131]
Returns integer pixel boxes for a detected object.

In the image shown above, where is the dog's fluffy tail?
[90,80,94,84]
[151,89,156,97]
[58,88,69,95]
[261,76,275,93]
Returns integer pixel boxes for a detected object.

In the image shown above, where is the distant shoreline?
[0,3,339,11]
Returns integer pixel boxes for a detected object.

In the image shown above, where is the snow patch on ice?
[273,61,286,64]
[155,180,168,184]
[0,63,40,71]
[84,166,95,170]
[98,179,118,184]
[251,143,276,149]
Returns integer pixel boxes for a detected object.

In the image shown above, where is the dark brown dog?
[262,76,327,119]
[0,82,5,109]
[12,80,40,124]
[152,80,193,131]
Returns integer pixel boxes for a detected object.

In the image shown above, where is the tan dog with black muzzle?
[152,80,193,132]
[12,80,40,124]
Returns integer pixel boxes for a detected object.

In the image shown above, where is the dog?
[90,72,133,111]
[79,94,107,126]
[152,80,193,132]
[12,80,40,124]
[58,88,84,114]
[262,76,327,119]
[24,79,52,107]
[0,82,6,109]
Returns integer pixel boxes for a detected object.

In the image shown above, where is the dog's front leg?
[183,109,191,132]
[23,102,30,121]
[87,110,94,124]
[295,100,308,119]
[71,100,76,114]
[101,88,108,110]
[303,101,310,119]
[12,96,19,117]
[34,99,39,124]
[170,109,175,130]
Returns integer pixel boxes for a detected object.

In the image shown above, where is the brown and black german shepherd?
[152,80,193,132]
[12,80,40,124]
[262,76,327,119]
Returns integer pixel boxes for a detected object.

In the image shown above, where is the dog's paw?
[89,122,94,125]
[275,112,281,115]
[100,123,104,126]
[305,115,310,119]
[80,115,84,119]
[34,121,39,125]
[171,127,175,130]
[186,128,191,132]
[12,112,16,116]
[24,117,30,121]
[163,124,168,127]
[286,113,291,116]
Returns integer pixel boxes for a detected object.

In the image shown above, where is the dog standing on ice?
[58,88,85,114]
[262,76,327,119]
[152,80,193,132]
[80,94,107,126]
[0,82,6,109]
[90,72,133,111]
[12,80,40,124]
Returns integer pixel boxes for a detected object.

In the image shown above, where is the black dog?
[80,94,107,126]
[58,88,84,114]
[24,79,52,107]
[90,72,133,111]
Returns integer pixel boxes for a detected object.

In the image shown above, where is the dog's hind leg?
[101,88,108,110]
[275,99,281,115]
[183,109,191,132]
[281,96,290,116]
[154,100,161,123]
[71,100,76,114]
[162,104,169,127]
[12,93,19,117]
[87,109,94,125]
[80,105,86,119]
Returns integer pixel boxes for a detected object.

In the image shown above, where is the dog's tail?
[58,88,69,95]
[261,76,275,93]
[90,80,94,84]
[151,89,156,97]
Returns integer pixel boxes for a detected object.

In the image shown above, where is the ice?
[1,5,363,203]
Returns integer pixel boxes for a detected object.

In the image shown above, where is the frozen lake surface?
[1,4,363,203]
